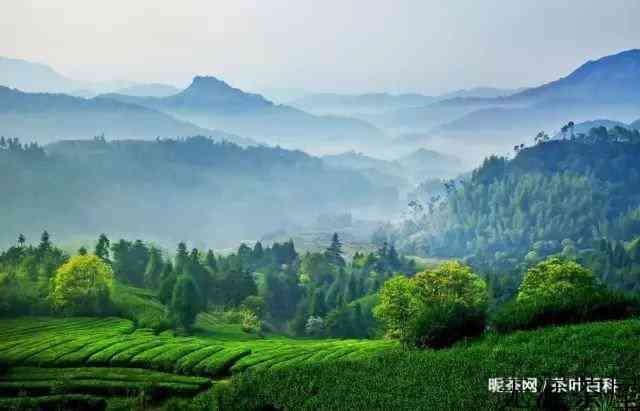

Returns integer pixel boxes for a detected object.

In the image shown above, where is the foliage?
[493,288,639,333]
[516,257,599,303]
[390,137,640,300]
[50,255,114,316]
[240,309,262,335]
[170,275,202,332]
[374,261,488,348]
[304,316,325,336]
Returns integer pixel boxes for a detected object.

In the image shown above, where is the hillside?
[510,49,640,103]
[0,56,79,93]
[321,148,465,190]
[100,76,386,154]
[373,50,640,139]
[0,136,394,248]
[387,130,640,294]
[0,86,253,145]
[1,316,637,410]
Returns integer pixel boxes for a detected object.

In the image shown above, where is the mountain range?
[289,87,523,117]
[0,86,253,145]
[0,56,179,98]
[98,76,386,153]
[377,49,640,138]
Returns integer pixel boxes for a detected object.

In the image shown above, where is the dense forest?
[0,230,416,338]
[387,126,640,299]
[0,136,396,248]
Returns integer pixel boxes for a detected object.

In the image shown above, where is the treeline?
[0,136,393,248]
[388,128,640,300]
[0,231,416,337]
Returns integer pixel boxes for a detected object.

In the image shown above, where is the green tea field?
[1,316,639,410]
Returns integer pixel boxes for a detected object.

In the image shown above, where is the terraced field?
[0,317,395,408]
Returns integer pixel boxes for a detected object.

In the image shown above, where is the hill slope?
[375,50,640,138]
[0,136,394,247]
[100,76,386,153]
[0,86,252,145]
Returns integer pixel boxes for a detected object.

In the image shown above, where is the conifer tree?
[325,233,345,267]
[94,234,110,262]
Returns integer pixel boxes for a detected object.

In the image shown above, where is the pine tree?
[175,242,189,274]
[325,233,345,267]
[94,234,110,262]
[309,288,327,317]
[205,250,218,273]
[144,247,164,289]
[38,231,51,253]
[253,241,264,261]
[352,302,365,338]
[343,274,358,303]
[170,275,202,332]
[158,263,176,304]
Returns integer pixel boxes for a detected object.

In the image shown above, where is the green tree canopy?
[517,257,599,303]
[170,275,202,332]
[50,254,114,316]
[374,261,488,348]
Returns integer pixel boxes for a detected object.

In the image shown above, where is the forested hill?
[0,136,394,248]
[391,126,640,294]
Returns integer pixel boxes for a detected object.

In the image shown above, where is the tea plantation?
[1,316,639,410]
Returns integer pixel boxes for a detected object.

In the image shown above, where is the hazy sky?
[2,0,640,95]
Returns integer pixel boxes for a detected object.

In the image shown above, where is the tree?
[50,255,114,316]
[373,276,418,343]
[517,257,599,303]
[175,242,189,274]
[305,316,325,336]
[17,234,25,247]
[308,288,328,317]
[144,247,164,289]
[325,233,345,267]
[38,231,51,253]
[158,263,176,304]
[170,275,202,332]
[299,252,333,285]
[205,250,218,273]
[374,261,488,348]
[94,234,110,262]
[78,246,88,256]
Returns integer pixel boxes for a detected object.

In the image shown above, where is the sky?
[2,0,640,95]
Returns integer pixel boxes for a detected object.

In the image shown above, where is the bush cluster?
[374,261,488,348]
[492,257,639,333]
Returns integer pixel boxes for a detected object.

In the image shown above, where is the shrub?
[373,261,488,348]
[49,255,114,316]
[305,316,325,336]
[492,289,640,333]
[517,257,598,303]
[491,257,639,333]
[240,309,262,334]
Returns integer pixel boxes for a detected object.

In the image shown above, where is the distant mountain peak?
[174,75,273,110]
[510,48,640,102]
[187,76,233,93]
